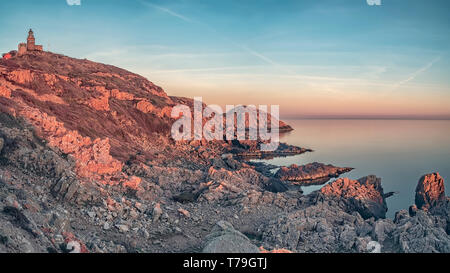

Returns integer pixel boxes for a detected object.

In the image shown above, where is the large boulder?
[202,221,260,253]
[415,173,446,210]
[320,175,390,219]
[414,173,450,236]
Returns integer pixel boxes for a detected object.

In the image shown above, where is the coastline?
[0,52,449,253]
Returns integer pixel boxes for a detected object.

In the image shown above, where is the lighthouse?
[18,29,43,56]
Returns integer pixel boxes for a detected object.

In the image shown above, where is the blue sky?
[1,0,449,117]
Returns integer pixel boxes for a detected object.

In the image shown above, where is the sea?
[254,119,450,218]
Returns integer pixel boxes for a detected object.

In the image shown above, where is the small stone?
[152,203,162,222]
[103,222,111,230]
[66,241,81,254]
[142,229,150,239]
[54,234,64,244]
[178,208,190,218]
[5,195,21,209]
[129,209,138,219]
[115,224,129,233]
[135,202,145,212]
[162,213,169,220]
[87,211,96,218]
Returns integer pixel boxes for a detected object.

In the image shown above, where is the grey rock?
[392,210,450,253]
[202,221,260,253]
[103,222,111,230]
[115,224,129,233]
[372,219,395,243]
[261,201,375,253]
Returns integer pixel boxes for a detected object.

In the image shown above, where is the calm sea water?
[257,119,450,218]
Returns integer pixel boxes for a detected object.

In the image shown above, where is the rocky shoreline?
[0,52,449,253]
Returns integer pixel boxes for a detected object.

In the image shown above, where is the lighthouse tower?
[27,29,36,51]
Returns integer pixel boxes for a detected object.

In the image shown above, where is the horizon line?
[280,115,450,120]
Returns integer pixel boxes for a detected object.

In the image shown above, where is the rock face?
[275,162,353,185]
[0,51,176,189]
[415,173,446,210]
[260,200,373,253]
[413,173,450,236]
[320,175,389,219]
[392,209,450,253]
[202,221,260,253]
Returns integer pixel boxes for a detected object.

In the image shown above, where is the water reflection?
[258,119,450,218]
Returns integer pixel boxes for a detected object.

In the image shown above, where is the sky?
[1,0,449,118]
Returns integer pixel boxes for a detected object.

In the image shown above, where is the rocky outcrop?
[275,162,353,185]
[231,141,312,159]
[260,174,450,253]
[320,175,391,219]
[413,173,450,237]
[202,221,260,253]
[391,209,450,253]
[415,173,447,210]
[260,200,376,253]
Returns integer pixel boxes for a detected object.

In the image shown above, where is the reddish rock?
[62,232,89,253]
[0,83,11,98]
[415,173,446,210]
[178,208,191,218]
[111,89,134,100]
[320,175,389,219]
[275,162,353,185]
[136,100,155,114]
[122,176,142,190]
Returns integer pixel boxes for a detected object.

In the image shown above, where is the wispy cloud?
[392,56,441,89]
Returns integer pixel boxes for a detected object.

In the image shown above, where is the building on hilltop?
[18,29,43,56]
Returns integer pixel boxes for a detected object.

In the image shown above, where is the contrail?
[393,56,441,89]
[139,0,192,23]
